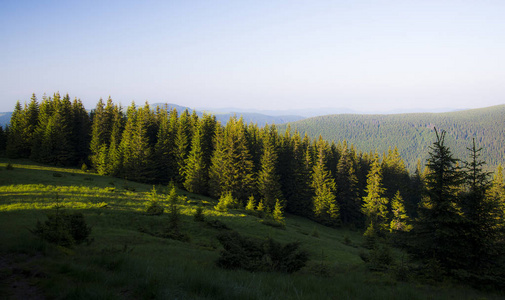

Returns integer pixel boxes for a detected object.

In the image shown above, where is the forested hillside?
[2,93,505,290]
[279,105,505,171]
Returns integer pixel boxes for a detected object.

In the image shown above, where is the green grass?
[0,158,503,299]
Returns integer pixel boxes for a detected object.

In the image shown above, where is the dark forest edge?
[1,92,505,288]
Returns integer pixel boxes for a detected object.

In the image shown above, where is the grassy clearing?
[0,158,503,299]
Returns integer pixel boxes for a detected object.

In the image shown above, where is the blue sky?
[1,0,504,112]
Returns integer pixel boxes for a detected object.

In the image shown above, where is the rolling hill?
[279,105,505,172]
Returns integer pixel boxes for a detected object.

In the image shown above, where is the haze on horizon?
[1,0,505,113]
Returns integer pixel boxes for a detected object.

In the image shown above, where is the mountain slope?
[279,105,505,171]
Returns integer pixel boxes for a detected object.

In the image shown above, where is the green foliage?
[145,186,164,216]
[362,153,389,235]
[193,206,205,222]
[311,138,340,226]
[6,162,14,170]
[272,199,285,224]
[245,195,256,211]
[360,243,394,271]
[32,205,92,248]
[279,105,505,172]
[216,231,308,273]
[214,191,239,212]
[390,191,412,232]
[409,129,468,271]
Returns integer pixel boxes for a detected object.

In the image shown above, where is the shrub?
[81,163,88,172]
[214,191,239,212]
[146,202,164,215]
[6,163,14,170]
[53,172,63,177]
[145,186,164,216]
[206,220,230,230]
[32,208,92,248]
[216,231,308,273]
[193,206,205,222]
[245,195,256,211]
[365,243,394,271]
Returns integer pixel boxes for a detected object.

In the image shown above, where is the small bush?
[146,202,164,216]
[53,172,63,177]
[193,206,205,222]
[84,177,94,181]
[311,226,319,238]
[32,208,92,248]
[365,243,394,271]
[206,220,230,230]
[216,231,308,273]
[214,192,239,212]
[81,163,88,172]
[6,163,14,170]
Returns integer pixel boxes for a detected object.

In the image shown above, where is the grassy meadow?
[0,158,503,299]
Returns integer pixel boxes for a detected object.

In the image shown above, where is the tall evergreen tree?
[336,146,361,226]
[461,139,503,271]
[174,109,193,185]
[311,137,339,226]
[209,117,254,203]
[6,101,26,158]
[361,152,389,236]
[154,107,177,183]
[410,129,467,271]
[389,191,411,232]
[183,123,207,194]
[257,125,283,209]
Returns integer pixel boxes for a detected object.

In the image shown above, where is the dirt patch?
[0,253,46,300]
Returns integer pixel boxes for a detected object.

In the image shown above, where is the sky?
[1,0,505,113]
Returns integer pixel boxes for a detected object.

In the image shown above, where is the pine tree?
[183,124,207,194]
[71,98,91,165]
[257,126,283,210]
[209,117,254,203]
[389,191,411,232]
[361,152,389,236]
[154,107,177,183]
[6,101,26,158]
[410,129,466,271]
[118,103,154,182]
[336,147,361,226]
[311,137,339,226]
[272,199,285,224]
[174,109,193,185]
[461,139,503,271]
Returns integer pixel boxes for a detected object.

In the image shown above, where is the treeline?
[2,93,424,228]
[279,105,505,172]
[2,93,505,285]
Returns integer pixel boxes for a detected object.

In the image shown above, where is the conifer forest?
[1,93,505,296]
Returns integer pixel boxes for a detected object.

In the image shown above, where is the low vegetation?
[0,159,503,299]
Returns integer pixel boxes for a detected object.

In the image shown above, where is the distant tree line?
[2,93,505,284]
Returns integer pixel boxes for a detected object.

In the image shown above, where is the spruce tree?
[461,139,503,272]
[410,129,466,271]
[257,126,283,209]
[154,107,177,183]
[6,101,25,158]
[311,137,339,226]
[336,147,361,226]
[361,152,389,236]
[174,109,193,185]
[389,191,411,232]
[183,124,207,194]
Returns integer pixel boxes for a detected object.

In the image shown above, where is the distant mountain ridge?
[278,105,505,172]
[150,103,305,125]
